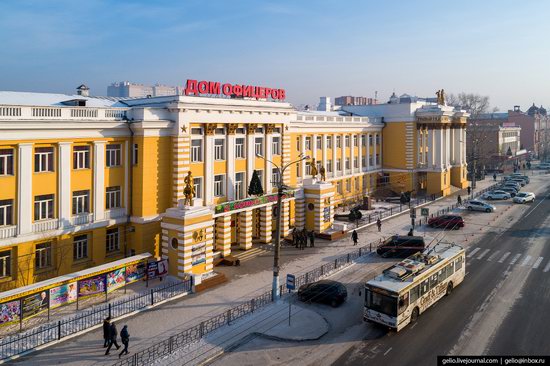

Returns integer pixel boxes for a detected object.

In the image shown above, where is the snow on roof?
[298,110,351,117]
[0,91,130,108]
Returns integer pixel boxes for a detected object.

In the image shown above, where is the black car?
[298,280,347,307]
[376,235,425,258]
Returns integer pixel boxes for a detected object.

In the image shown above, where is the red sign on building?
[184,79,286,101]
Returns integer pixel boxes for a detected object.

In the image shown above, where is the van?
[376,236,425,258]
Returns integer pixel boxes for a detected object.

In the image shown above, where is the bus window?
[398,293,409,314]
[410,285,420,303]
[420,279,429,296]
[430,274,438,289]
[455,256,463,270]
[366,289,398,317]
[438,269,446,282]
[446,262,454,277]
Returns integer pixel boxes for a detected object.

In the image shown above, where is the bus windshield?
[365,289,397,317]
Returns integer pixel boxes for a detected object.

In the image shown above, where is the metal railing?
[0,280,192,360]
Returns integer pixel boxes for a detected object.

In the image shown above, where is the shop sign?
[184,79,286,101]
[323,207,331,223]
[191,243,206,266]
[215,192,294,215]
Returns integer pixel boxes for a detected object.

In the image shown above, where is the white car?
[466,200,496,213]
[482,190,511,200]
[513,192,535,203]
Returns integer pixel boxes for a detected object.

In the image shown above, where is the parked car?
[537,163,550,169]
[513,192,536,203]
[517,175,530,184]
[376,235,425,258]
[298,280,348,307]
[465,199,496,213]
[499,187,518,197]
[510,178,526,187]
[482,190,511,200]
[503,182,521,190]
[428,215,464,229]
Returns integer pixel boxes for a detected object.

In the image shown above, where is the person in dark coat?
[292,227,298,248]
[407,228,414,236]
[105,322,121,355]
[376,218,382,232]
[467,186,471,195]
[308,231,315,248]
[118,325,130,358]
[457,195,462,206]
[300,230,306,250]
[103,317,111,348]
[351,230,358,246]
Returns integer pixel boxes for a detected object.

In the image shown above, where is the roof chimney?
[76,84,90,97]
[317,96,332,112]
[513,105,520,112]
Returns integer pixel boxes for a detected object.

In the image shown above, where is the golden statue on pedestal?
[435,89,446,105]
[309,158,318,179]
[319,163,326,181]
[183,171,195,206]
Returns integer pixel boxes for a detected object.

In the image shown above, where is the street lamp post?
[256,153,309,301]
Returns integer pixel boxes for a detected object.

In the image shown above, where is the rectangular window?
[73,146,90,169]
[214,139,225,160]
[376,153,380,165]
[455,256,464,270]
[410,285,420,303]
[363,135,367,146]
[272,137,281,155]
[0,199,13,226]
[106,144,121,167]
[235,138,245,159]
[106,227,120,252]
[235,172,245,200]
[296,164,301,178]
[215,128,225,135]
[420,279,429,296]
[0,149,14,175]
[447,262,455,277]
[336,136,342,148]
[132,143,138,165]
[0,250,11,278]
[191,127,202,135]
[336,159,342,172]
[354,157,359,169]
[236,128,245,134]
[305,137,311,150]
[271,168,280,186]
[191,139,203,162]
[369,156,373,166]
[337,181,342,194]
[376,134,380,144]
[327,136,332,149]
[305,163,311,175]
[316,136,322,148]
[430,273,439,289]
[73,234,88,260]
[34,147,54,172]
[346,179,351,192]
[355,177,359,190]
[193,177,203,199]
[72,190,90,215]
[345,136,350,147]
[106,186,121,209]
[214,175,225,197]
[327,160,333,173]
[255,137,264,156]
[35,242,52,269]
[353,135,357,146]
[34,194,54,221]
[256,170,263,187]
[369,135,373,145]
[345,158,350,170]
[296,137,300,151]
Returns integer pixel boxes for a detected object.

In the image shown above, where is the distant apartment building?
[107,81,181,98]
[334,96,377,106]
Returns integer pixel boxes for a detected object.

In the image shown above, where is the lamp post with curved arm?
[256,153,309,301]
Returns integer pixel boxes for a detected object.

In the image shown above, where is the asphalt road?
[335,185,550,365]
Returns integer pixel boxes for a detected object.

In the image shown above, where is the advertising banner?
[147,259,168,280]
[107,268,126,293]
[49,282,77,309]
[78,274,106,298]
[191,243,206,265]
[22,291,49,320]
[157,259,168,276]
[125,262,146,284]
[0,300,21,326]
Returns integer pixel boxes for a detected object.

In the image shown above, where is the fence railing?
[0,280,192,361]
[111,239,382,366]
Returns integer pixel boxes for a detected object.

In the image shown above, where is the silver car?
[466,199,496,213]
[482,190,511,200]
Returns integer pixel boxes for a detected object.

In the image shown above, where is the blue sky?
[1,0,549,110]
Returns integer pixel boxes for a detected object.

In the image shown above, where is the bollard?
[57,320,62,340]
[347,253,350,263]
[334,258,338,269]
[108,303,112,318]
[150,289,154,306]
[251,298,255,313]
[200,321,205,337]
[227,309,232,325]
[359,247,362,257]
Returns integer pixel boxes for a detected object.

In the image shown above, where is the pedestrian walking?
[102,317,111,348]
[457,195,462,206]
[407,228,414,236]
[376,218,382,232]
[493,173,497,181]
[105,322,121,355]
[351,230,358,246]
[118,325,130,358]
[301,229,307,250]
[309,231,315,248]
[292,227,298,248]
[467,186,471,196]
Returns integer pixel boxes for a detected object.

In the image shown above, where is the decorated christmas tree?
[248,170,264,196]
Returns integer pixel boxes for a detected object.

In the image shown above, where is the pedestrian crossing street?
[467,247,550,273]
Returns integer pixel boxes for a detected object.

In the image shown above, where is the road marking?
[498,252,511,263]
[520,255,532,267]
[487,250,501,262]
[410,323,418,329]
[477,249,490,260]
[384,347,392,356]
[533,257,544,269]
[544,262,550,273]
[468,248,481,258]
[510,253,521,265]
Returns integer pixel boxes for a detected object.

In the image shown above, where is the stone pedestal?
[302,181,335,234]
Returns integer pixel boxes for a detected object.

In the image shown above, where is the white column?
[58,142,72,226]
[427,129,434,168]
[300,136,306,177]
[446,128,451,167]
[422,128,427,164]
[462,128,467,164]
[17,143,33,235]
[332,134,337,177]
[379,132,383,167]
[366,133,371,170]
[205,134,215,205]
[435,128,443,168]
[340,134,346,176]
[373,133,378,168]
[350,134,355,173]
[265,133,273,193]
[322,135,328,173]
[312,134,318,163]
[93,141,106,222]
[124,141,129,215]
[247,131,255,184]
[358,135,363,172]
[227,134,236,200]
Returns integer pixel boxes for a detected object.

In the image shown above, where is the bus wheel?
[410,307,419,323]
[446,282,454,296]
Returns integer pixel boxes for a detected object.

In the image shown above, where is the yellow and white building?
[0,88,468,290]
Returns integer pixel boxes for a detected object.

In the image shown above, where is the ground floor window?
[73,234,88,260]
[35,242,52,269]
[0,250,11,278]
[106,227,120,253]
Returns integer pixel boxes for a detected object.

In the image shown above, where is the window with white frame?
[354,157,358,168]
[191,127,203,135]
[345,158,350,170]
[214,175,225,197]
[336,159,342,171]
[0,250,11,278]
[255,137,264,156]
[34,147,54,172]
[106,144,121,167]
[106,227,120,252]
[376,134,380,144]
[214,139,225,160]
[305,163,311,175]
[353,135,358,146]
[271,168,280,186]
[215,128,225,135]
[369,135,373,145]
[191,139,203,162]
[336,136,342,148]
[106,186,121,209]
[193,177,203,199]
[0,149,14,175]
[376,153,380,165]
[305,137,311,150]
[72,190,90,215]
[363,135,367,146]
[34,194,54,221]
[73,234,88,260]
[345,136,350,147]
[236,128,245,134]
[235,138,245,159]
[73,145,90,169]
[235,172,245,200]
[346,179,351,192]
[327,136,332,149]
[316,136,322,148]
[272,137,281,155]
[0,199,13,226]
[132,143,138,165]
[327,160,333,173]
[35,242,52,269]
[369,156,373,165]
[337,181,342,194]
[255,127,264,134]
